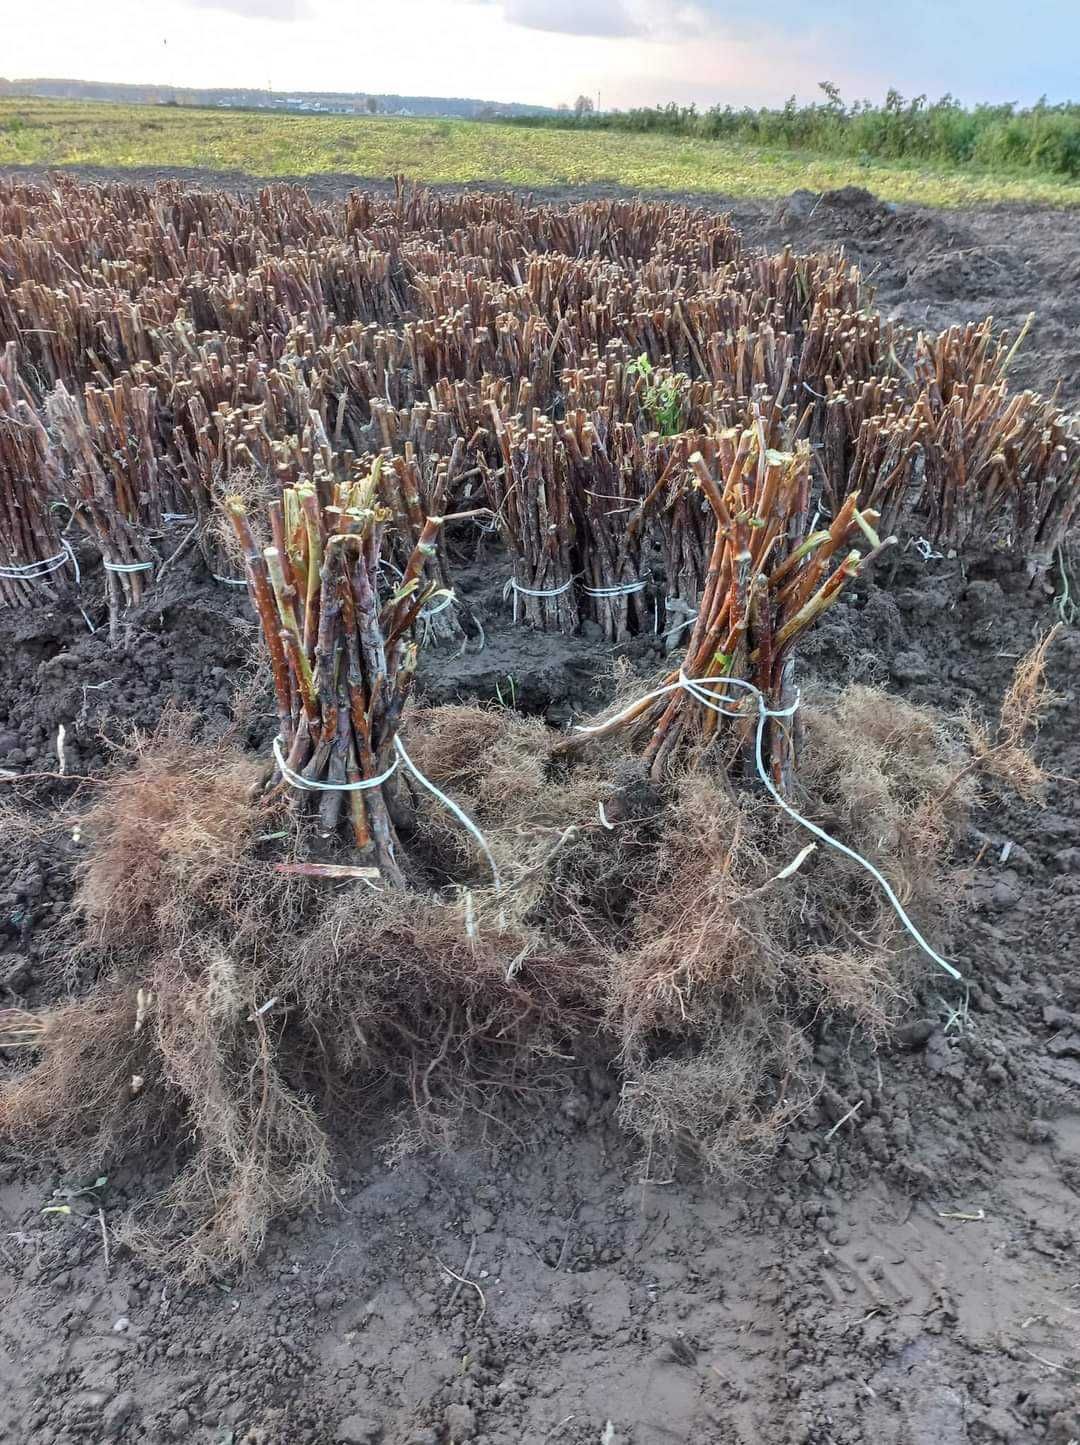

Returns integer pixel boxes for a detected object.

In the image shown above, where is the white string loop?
[0,538,80,585]
[504,574,575,623]
[582,579,648,598]
[103,559,154,575]
[576,671,962,983]
[269,732,502,908]
[420,591,457,620]
[419,590,459,647]
[272,735,399,792]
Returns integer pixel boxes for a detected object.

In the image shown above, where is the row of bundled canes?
[1,179,1076,638]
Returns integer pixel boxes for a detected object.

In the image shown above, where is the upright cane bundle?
[572,419,894,786]
[227,460,445,882]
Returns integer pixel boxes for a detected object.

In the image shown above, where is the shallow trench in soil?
[1,180,1079,1445]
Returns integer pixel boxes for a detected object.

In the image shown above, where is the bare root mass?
[1,684,989,1272]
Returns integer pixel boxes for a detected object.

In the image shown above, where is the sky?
[4,0,1079,110]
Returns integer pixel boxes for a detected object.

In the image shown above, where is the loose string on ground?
[1056,545,1078,626]
[575,671,962,983]
[212,573,250,588]
[393,735,503,910]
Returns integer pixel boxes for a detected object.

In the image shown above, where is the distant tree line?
[0,77,556,121]
[506,85,1080,179]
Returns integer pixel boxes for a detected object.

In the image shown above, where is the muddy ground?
[1,175,1079,1445]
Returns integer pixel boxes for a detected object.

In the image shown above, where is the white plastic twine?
[575,671,962,983]
[272,735,400,792]
[420,591,457,621]
[662,617,697,643]
[0,538,80,585]
[414,589,485,655]
[582,579,648,598]
[504,575,574,623]
[392,735,503,904]
[270,733,503,906]
[661,598,698,644]
[103,560,154,575]
[213,573,250,588]
[419,590,458,647]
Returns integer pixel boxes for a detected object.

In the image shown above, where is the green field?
[3,99,1080,206]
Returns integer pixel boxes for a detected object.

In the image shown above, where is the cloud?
[472,0,709,41]
[183,0,313,20]
[500,0,636,37]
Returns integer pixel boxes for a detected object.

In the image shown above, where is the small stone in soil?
[443,1404,476,1440]
[335,1415,382,1444]
[894,1020,934,1049]
[101,1391,136,1436]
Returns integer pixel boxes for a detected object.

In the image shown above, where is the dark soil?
[761,185,1080,412]
[1,180,1078,1445]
